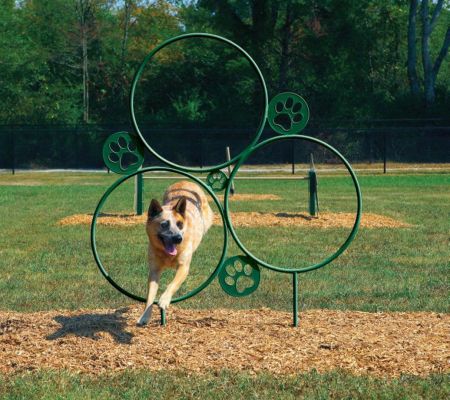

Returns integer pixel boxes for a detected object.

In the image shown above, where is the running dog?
[137,181,213,325]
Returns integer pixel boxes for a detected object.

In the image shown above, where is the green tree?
[407,0,449,107]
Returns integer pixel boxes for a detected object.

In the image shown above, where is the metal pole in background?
[134,171,143,215]
[293,272,299,327]
[308,154,318,217]
[291,141,295,174]
[383,131,387,174]
[11,131,15,175]
[226,146,235,195]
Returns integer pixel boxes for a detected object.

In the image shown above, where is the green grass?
[0,370,448,400]
[0,171,448,313]
[0,171,449,398]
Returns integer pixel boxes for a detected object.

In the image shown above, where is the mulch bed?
[0,306,447,377]
[58,212,411,229]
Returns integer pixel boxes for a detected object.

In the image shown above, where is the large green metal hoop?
[90,166,228,303]
[224,135,362,274]
[129,32,269,173]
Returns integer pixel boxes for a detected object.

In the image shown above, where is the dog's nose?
[173,234,182,244]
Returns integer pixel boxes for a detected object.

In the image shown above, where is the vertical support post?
[383,131,387,174]
[308,154,317,217]
[225,146,235,195]
[160,307,166,326]
[291,141,295,174]
[293,272,298,327]
[11,131,15,175]
[134,171,143,215]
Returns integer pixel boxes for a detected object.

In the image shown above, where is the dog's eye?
[160,220,169,229]
[176,221,183,229]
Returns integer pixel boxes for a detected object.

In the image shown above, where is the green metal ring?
[268,92,310,135]
[90,166,228,303]
[218,255,260,297]
[223,135,362,274]
[129,32,268,173]
[206,170,228,192]
[102,131,144,175]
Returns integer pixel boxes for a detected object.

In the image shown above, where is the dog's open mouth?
[158,234,178,256]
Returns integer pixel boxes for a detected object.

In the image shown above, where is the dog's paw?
[158,293,172,310]
[137,307,152,326]
[137,317,148,326]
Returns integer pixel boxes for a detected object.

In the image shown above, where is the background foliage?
[0,0,448,126]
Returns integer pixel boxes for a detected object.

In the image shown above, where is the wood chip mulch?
[58,212,411,229]
[0,306,448,377]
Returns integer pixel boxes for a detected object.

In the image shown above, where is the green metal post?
[134,172,143,215]
[160,307,166,326]
[293,272,298,327]
[308,154,317,217]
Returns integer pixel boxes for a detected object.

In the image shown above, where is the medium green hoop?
[224,134,362,274]
[90,166,229,303]
[129,32,268,173]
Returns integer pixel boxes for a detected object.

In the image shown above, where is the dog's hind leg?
[158,261,190,310]
[137,266,161,326]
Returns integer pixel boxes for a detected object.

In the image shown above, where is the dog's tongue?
[164,241,177,256]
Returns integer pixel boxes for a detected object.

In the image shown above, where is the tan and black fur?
[137,181,213,325]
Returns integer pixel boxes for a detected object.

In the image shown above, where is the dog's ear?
[173,197,187,217]
[148,199,163,219]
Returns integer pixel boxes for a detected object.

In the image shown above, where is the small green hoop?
[268,92,310,135]
[218,255,260,297]
[102,132,144,175]
[206,170,228,192]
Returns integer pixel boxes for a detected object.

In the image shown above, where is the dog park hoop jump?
[90,33,362,327]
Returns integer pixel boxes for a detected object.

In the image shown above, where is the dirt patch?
[220,212,412,229]
[58,212,411,229]
[0,306,447,377]
[59,213,145,227]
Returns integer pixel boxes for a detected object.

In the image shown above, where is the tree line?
[0,0,448,126]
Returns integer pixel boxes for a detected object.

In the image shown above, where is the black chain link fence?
[0,121,449,173]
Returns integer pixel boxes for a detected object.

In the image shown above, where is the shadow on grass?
[275,212,315,220]
[46,307,133,344]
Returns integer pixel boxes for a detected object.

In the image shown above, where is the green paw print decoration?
[268,92,310,135]
[206,170,228,192]
[102,131,144,175]
[218,256,261,297]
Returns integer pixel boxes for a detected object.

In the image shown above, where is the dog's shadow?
[46,307,133,344]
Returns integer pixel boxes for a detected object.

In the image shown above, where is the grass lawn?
[0,170,448,398]
[1,370,448,400]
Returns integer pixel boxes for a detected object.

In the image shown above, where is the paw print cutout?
[268,92,310,135]
[102,131,144,175]
[206,170,228,192]
[218,255,260,297]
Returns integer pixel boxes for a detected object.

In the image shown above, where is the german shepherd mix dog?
[137,181,213,325]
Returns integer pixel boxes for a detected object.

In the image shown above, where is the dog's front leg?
[137,266,161,326]
[158,260,190,310]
